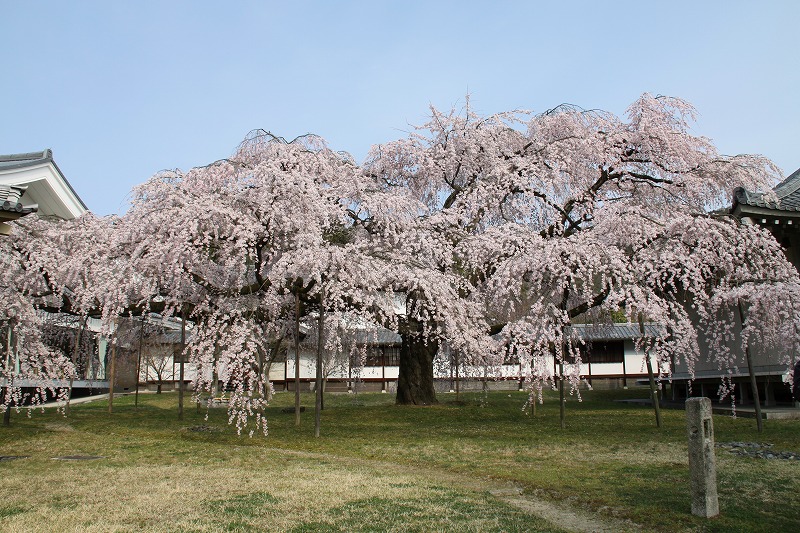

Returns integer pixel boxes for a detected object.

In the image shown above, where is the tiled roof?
[567,323,663,341]
[300,325,402,347]
[0,183,38,218]
[0,184,25,204]
[0,150,54,170]
[0,149,88,213]
[734,167,800,212]
[157,330,193,345]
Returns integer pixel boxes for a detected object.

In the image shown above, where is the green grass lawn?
[1,388,798,532]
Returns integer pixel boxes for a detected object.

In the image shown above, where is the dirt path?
[270,446,640,533]
[487,484,639,533]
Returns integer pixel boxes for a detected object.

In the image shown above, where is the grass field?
[1,388,798,532]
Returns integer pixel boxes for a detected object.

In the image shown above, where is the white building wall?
[135,339,664,391]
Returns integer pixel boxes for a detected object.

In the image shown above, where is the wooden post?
[382,348,387,393]
[737,299,763,432]
[449,349,454,392]
[294,291,301,426]
[454,350,460,402]
[639,313,662,428]
[670,353,677,401]
[347,349,352,393]
[135,316,145,408]
[622,349,628,389]
[66,316,85,417]
[559,357,566,430]
[559,289,569,429]
[482,357,488,395]
[213,340,221,398]
[586,348,593,387]
[556,342,566,429]
[763,376,774,407]
[314,287,324,438]
[3,323,14,426]
[263,340,279,404]
[178,310,186,420]
[321,376,326,410]
[108,333,117,414]
[283,340,288,392]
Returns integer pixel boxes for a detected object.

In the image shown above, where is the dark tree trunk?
[396,317,438,405]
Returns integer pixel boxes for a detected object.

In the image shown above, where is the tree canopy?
[2,94,797,432]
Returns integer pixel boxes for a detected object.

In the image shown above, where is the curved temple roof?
[0,183,38,234]
[733,167,800,214]
[0,149,87,220]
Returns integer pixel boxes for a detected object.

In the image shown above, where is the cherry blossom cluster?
[3,94,797,427]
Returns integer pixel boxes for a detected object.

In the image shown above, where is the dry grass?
[0,394,556,532]
[1,459,479,531]
[1,388,799,532]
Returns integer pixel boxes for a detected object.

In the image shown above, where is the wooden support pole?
[559,358,566,430]
[448,349,454,392]
[314,286,324,438]
[294,291,301,427]
[66,316,85,417]
[640,313,662,428]
[587,349,593,386]
[178,310,186,420]
[455,351,460,402]
[135,316,144,408]
[622,349,628,389]
[737,299,763,432]
[108,333,117,414]
[3,323,14,426]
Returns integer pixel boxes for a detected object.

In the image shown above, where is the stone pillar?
[686,397,719,518]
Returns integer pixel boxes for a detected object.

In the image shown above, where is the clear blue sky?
[2,0,798,215]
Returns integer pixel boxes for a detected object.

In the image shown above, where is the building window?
[579,341,624,363]
[503,346,520,365]
[364,345,400,366]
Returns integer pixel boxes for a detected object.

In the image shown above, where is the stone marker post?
[686,397,719,518]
